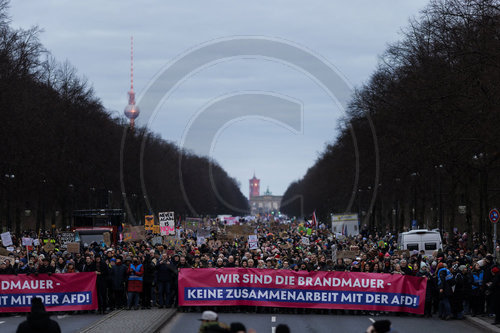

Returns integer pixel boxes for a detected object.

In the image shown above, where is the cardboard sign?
[159,211,175,236]
[279,242,292,250]
[226,225,253,237]
[145,215,154,231]
[123,226,146,242]
[103,232,111,247]
[60,232,75,245]
[67,242,80,253]
[43,243,55,252]
[395,250,410,257]
[1,232,13,246]
[0,254,15,263]
[337,250,358,259]
[0,247,12,256]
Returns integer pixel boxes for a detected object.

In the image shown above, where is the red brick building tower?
[249,172,260,199]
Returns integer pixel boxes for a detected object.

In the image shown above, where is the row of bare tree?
[281,0,500,244]
[0,0,249,234]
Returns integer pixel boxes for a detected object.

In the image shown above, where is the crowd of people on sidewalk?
[0,221,499,325]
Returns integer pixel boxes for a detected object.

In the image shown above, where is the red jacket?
[127,263,144,293]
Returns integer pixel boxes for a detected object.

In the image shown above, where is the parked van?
[398,229,442,256]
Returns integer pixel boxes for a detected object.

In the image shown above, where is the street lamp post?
[435,165,444,236]
[5,173,15,231]
[89,187,96,210]
[411,172,419,229]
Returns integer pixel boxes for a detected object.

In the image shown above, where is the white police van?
[398,229,442,256]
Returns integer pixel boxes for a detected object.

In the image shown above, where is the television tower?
[124,36,140,130]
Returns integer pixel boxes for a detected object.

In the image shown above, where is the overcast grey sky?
[10,1,428,199]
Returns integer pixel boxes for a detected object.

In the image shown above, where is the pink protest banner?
[178,268,426,314]
[0,273,97,312]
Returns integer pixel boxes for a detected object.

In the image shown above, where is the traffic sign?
[489,208,499,224]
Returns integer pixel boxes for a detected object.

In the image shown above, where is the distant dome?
[124,104,140,119]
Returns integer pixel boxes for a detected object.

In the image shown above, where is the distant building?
[249,173,260,199]
[249,186,282,215]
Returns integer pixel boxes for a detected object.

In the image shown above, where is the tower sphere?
[124,104,140,119]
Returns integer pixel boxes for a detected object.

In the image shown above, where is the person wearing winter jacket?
[437,264,454,320]
[471,262,485,316]
[416,263,433,317]
[126,256,144,310]
[110,258,127,310]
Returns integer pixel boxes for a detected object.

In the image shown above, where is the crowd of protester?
[0,221,499,326]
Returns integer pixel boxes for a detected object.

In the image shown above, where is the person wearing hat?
[416,262,433,317]
[365,319,394,333]
[16,297,61,333]
[198,310,229,333]
[450,264,464,319]
[110,257,128,310]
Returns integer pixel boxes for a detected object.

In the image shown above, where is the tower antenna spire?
[124,35,140,130]
[130,36,134,91]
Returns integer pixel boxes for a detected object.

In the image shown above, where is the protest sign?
[144,215,154,231]
[337,251,358,259]
[164,237,182,250]
[248,235,259,250]
[197,228,211,238]
[43,243,55,252]
[0,247,11,256]
[60,232,74,245]
[33,239,40,246]
[0,255,14,262]
[226,225,253,238]
[22,238,33,246]
[185,217,202,229]
[153,225,160,234]
[152,236,163,246]
[279,242,292,250]
[103,232,111,247]
[66,243,80,253]
[197,236,206,247]
[0,272,97,312]
[159,212,175,236]
[178,268,426,314]
[123,226,146,242]
[1,232,13,246]
[301,237,310,246]
[6,246,14,252]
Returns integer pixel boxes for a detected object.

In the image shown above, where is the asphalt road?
[0,312,103,333]
[161,312,485,333]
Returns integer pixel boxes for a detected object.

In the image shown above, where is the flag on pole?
[312,210,317,228]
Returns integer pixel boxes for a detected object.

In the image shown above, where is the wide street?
[0,312,103,333]
[161,312,487,333]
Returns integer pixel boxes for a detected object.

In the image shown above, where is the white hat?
[199,310,217,321]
